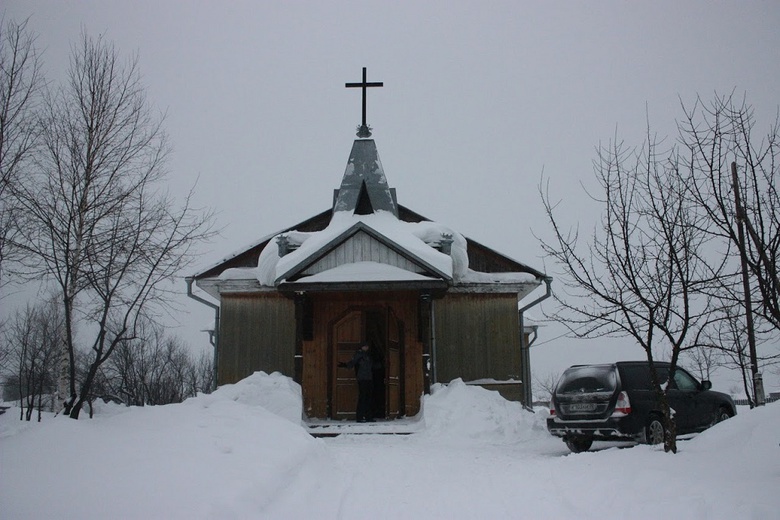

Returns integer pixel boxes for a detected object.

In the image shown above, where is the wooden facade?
[192,137,547,420]
[218,292,296,384]
[211,287,532,418]
[434,293,523,401]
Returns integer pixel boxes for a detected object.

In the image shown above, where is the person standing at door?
[339,344,375,422]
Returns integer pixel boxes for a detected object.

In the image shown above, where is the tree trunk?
[663,412,678,454]
[60,294,78,415]
[657,392,677,453]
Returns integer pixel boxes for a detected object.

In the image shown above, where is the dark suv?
[546,361,736,453]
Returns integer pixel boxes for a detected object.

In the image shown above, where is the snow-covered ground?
[1,372,778,519]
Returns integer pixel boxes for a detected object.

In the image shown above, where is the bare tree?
[94,318,213,407]
[540,128,722,453]
[0,17,43,283]
[704,304,780,406]
[104,324,181,406]
[680,93,780,400]
[2,298,63,421]
[11,32,214,418]
[532,371,560,405]
[684,342,722,383]
[681,95,780,310]
[189,350,214,397]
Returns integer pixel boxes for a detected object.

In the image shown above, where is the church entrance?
[331,306,405,420]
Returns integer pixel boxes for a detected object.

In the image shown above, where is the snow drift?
[1,372,778,519]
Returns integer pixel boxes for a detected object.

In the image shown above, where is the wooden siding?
[465,238,542,276]
[472,382,523,403]
[302,231,423,276]
[218,293,296,385]
[433,293,523,398]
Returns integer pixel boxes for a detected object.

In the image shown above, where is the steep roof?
[333,139,398,217]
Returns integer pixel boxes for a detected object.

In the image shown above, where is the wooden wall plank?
[302,231,420,276]
[434,293,522,390]
[219,294,296,385]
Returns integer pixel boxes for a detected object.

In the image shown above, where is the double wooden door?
[332,307,404,420]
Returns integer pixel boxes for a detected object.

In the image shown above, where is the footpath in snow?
[1,372,778,519]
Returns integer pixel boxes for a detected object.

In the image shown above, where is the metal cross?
[346,67,383,138]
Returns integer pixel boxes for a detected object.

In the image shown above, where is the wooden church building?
[189,70,550,421]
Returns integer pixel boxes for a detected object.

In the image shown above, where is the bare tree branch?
[0,17,44,284]
[10,31,215,418]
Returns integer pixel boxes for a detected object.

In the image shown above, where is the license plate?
[568,403,597,412]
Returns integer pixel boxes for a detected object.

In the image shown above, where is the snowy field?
[1,372,778,520]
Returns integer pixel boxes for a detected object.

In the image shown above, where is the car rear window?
[556,366,617,395]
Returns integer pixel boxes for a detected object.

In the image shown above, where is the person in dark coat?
[339,344,375,422]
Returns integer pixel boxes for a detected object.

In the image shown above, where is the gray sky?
[5,1,780,394]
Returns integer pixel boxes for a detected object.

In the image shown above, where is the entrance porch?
[296,290,430,420]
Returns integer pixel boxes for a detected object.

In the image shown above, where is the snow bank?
[0,372,342,520]
[2,373,779,519]
[205,370,303,424]
[420,379,548,443]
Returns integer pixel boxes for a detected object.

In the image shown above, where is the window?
[557,366,617,394]
[302,299,314,341]
[673,369,699,391]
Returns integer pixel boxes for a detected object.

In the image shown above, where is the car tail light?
[549,407,556,416]
[612,391,631,417]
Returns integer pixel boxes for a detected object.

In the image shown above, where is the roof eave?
[277,279,449,293]
[448,280,542,296]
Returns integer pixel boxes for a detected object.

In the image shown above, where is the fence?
[733,395,778,406]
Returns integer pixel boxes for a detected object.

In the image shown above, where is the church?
[188,68,550,422]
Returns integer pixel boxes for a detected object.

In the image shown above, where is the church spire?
[345,67,383,138]
[335,69,396,217]
[333,139,398,217]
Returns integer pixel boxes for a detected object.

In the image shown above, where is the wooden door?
[386,308,404,418]
[330,305,406,420]
[332,310,362,419]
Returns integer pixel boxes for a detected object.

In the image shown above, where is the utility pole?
[731,161,765,406]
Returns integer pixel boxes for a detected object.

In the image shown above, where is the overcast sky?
[5,1,780,394]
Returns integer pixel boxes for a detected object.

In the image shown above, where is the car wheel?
[564,436,593,453]
[716,407,733,423]
[646,416,664,445]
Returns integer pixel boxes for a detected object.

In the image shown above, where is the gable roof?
[274,219,453,284]
[192,204,544,282]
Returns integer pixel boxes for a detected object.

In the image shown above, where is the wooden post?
[731,161,764,406]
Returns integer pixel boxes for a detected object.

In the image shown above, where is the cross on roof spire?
[345,67,383,138]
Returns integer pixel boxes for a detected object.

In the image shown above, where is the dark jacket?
[345,350,373,381]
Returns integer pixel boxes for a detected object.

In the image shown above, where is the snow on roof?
[256,210,468,286]
[461,269,537,284]
[219,266,259,280]
[192,230,281,278]
[217,210,537,288]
